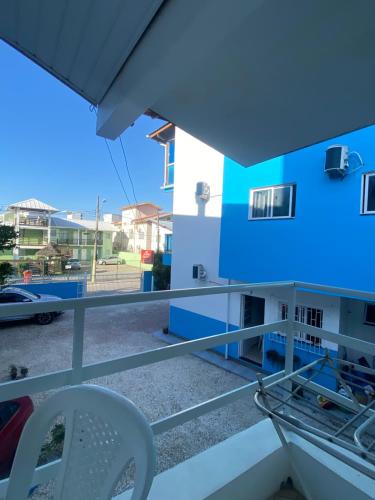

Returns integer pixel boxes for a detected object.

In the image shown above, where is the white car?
[97,256,121,265]
[0,287,63,325]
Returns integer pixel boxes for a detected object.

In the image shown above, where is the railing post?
[72,306,85,384]
[285,284,296,374]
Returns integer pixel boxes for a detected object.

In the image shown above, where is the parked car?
[0,396,33,477]
[65,258,81,271]
[0,287,63,325]
[97,256,121,265]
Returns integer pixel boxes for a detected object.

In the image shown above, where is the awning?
[2,0,375,166]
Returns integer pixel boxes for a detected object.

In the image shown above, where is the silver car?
[97,256,122,265]
[0,287,62,325]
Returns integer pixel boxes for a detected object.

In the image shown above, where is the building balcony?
[53,238,103,246]
[19,217,48,227]
[0,281,373,498]
[18,238,48,247]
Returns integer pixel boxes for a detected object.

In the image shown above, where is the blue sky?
[0,41,171,216]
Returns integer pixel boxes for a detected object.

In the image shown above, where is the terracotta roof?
[120,202,161,211]
[147,122,175,144]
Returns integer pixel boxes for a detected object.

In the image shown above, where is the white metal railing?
[0,280,374,495]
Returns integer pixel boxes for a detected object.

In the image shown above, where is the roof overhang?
[2,1,375,165]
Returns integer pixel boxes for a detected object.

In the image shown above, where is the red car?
[0,396,33,477]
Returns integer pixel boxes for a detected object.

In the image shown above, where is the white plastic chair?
[6,385,155,500]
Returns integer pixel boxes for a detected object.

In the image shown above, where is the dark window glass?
[167,165,174,185]
[168,140,175,164]
[252,189,271,218]
[367,175,375,212]
[273,186,291,217]
[0,293,29,303]
[365,304,375,325]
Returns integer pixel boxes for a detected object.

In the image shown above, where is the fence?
[0,280,374,495]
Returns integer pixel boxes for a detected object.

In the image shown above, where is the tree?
[0,226,17,285]
[0,262,13,285]
[0,226,17,251]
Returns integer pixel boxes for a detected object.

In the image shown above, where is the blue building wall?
[169,305,239,358]
[219,124,375,290]
[16,281,84,298]
[263,334,337,390]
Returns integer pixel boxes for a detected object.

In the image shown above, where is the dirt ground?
[0,301,263,496]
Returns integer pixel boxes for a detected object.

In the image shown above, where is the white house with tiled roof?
[120,202,172,253]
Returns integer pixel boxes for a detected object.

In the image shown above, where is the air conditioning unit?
[196,182,210,201]
[192,264,207,280]
[324,145,349,179]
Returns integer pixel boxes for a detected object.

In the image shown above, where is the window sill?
[248,216,295,221]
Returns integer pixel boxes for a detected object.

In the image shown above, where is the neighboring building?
[120,202,172,253]
[149,123,375,387]
[0,198,118,261]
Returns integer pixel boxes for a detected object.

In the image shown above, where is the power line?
[104,138,132,206]
[119,135,138,205]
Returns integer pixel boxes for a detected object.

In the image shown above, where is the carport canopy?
[1,0,375,165]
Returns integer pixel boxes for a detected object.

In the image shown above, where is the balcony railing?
[18,238,48,246]
[52,238,103,246]
[0,280,374,496]
[19,217,48,227]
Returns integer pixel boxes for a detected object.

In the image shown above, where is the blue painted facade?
[168,125,375,390]
[16,281,85,299]
[263,334,337,390]
[219,124,375,291]
[170,306,239,358]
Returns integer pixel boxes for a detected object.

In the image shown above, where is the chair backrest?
[6,385,155,500]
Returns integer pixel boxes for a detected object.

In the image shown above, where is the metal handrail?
[0,280,374,493]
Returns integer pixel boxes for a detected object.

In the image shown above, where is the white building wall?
[171,128,239,324]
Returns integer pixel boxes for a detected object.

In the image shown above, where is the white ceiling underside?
[2,0,375,165]
[0,0,164,104]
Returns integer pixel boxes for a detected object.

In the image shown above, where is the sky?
[0,41,171,217]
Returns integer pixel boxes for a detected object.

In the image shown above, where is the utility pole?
[91,195,100,284]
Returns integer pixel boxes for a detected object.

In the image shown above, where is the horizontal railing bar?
[292,322,375,355]
[151,370,284,435]
[0,460,61,497]
[0,322,286,402]
[0,371,284,496]
[81,321,287,380]
[294,281,375,302]
[292,374,361,413]
[0,370,73,403]
[0,281,294,316]
[264,357,324,390]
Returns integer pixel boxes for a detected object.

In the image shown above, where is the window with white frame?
[361,172,375,214]
[279,302,323,345]
[249,184,296,219]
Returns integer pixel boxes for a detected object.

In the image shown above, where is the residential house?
[150,123,375,388]
[120,202,172,253]
[0,199,118,261]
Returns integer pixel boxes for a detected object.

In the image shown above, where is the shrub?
[0,262,14,285]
